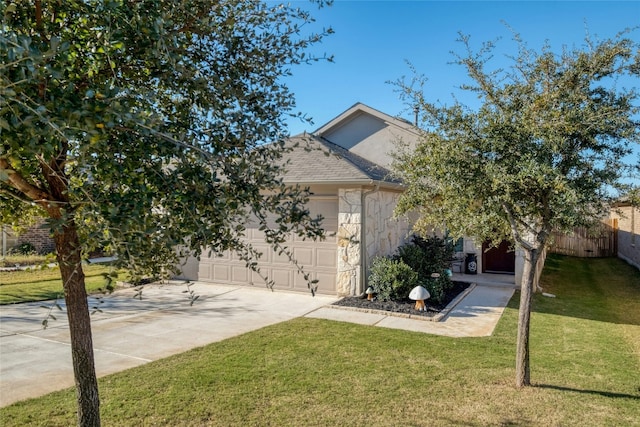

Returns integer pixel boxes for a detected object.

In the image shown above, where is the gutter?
[283,179,404,191]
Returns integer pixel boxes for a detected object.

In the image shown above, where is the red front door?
[482,241,515,274]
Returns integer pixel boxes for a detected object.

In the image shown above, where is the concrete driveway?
[0,282,338,407]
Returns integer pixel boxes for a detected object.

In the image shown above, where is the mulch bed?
[332,281,471,318]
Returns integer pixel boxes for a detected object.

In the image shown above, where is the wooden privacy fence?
[549,219,618,258]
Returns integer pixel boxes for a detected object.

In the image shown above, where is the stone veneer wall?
[363,190,412,290]
[336,189,362,295]
[336,188,412,296]
[365,192,404,255]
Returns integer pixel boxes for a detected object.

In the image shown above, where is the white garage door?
[197,197,338,294]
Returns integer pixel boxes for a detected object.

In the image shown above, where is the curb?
[325,283,477,323]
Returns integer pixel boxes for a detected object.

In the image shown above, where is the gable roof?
[313,102,418,138]
[279,134,402,187]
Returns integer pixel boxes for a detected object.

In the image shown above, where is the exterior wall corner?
[337,188,362,296]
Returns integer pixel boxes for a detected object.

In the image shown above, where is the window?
[445,231,464,252]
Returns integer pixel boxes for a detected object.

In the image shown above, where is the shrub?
[367,235,458,304]
[421,274,452,305]
[402,235,454,276]
[396,235,455,304]
[394,243,428,277]
[10,242,37,256]
[368,257,420,302]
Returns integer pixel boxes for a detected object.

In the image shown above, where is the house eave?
[283,179,405,191]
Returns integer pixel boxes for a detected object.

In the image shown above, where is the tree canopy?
[1,1,332,425]
[1,0,333,279]
[393,30,639,387]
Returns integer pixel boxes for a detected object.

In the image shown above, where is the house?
[609,199,640,270]
[1,220,55,256]
[179,103,521,295]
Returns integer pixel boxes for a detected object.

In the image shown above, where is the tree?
[393,30,639,387]
[1,1,332,425]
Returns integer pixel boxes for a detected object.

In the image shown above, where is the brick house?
[2,220,55,255]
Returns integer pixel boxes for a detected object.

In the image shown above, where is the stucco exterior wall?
[320,112,418,168]
[610,205,640,270]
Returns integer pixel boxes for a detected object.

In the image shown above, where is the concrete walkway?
[308,284,514,337]
[0,281,514,407]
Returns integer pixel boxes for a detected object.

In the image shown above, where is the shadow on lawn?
[535,384,640,400]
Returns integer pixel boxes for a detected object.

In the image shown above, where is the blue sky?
[284,1,640,136]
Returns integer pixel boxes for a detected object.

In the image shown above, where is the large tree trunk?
[37,141,101,425]
[515,247,541,388]
[55,221,101,426]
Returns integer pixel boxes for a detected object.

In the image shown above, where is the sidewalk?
[0,281,514,407]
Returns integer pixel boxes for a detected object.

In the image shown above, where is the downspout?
[358,182,381,296]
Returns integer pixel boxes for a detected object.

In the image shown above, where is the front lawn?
[1,255,639,426]
[0,263,124,304]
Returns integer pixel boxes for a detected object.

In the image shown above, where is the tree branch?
[0,186,36,204]
[0,158,55,206]
[502,202,537,251]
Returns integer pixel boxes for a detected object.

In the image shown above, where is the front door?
[482,241,515,274]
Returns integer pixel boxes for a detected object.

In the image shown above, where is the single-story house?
[180,103,522,295]
[609,199,640,270]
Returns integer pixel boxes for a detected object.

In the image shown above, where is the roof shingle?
[279,135,402,186]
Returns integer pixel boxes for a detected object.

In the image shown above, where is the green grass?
[1,255,639,426]
[0,263,124,304]
[0,254,55,268]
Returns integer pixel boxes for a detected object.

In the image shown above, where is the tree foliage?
[1,1,332,425]
[1,0,333,280]
[393,29,639,387]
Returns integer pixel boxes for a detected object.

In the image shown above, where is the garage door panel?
[212,265,230,282]
[198,263,212,281]
[252,245,271,262]
[291,234,309,243]
[250,270,264,284]
[271,268,293,287]
[293,271,335,292]
[249,228,266,240]
[293,271,315,291]
[231,266,249,283]
[316,248,337,268]
[315,272,336,290]
[293,247,314,265]
[272,250,292,265]
[206,250,231,261]
[293,276,312,292]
